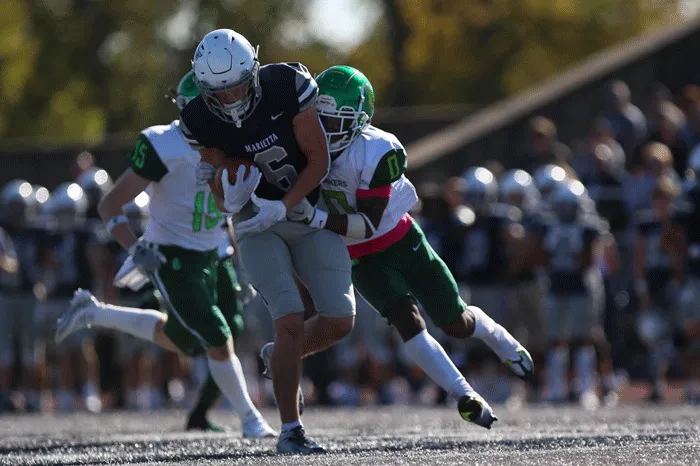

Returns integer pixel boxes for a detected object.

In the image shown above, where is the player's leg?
[289,227,355,358]
[235,230,306,428]
[391,222,533,379]
[543,295,573,403]
[187,258,274,437]
[351,247,496,428]
[677,278,700,402]
[151,246,271,433]
[569,293,600,408]
[0,293,16,412]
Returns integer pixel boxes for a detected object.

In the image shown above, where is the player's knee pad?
[386,297,426,342]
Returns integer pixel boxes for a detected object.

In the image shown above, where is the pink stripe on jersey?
[356,185,392,198]
[348,213,413,259]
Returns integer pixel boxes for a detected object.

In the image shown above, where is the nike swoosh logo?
[412,243,421,251]
[271,112,283,120]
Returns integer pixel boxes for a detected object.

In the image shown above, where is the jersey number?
[131,139,148,169]
[322,190,355,215]
[254,146,299,191]
[192,192,222,232]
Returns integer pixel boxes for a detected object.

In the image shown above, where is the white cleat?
[457,394,498,429]
[503,345,535,381]
[242,417,277,439]
[55,289,99,344]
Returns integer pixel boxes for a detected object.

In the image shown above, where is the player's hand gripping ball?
[209,160,261,214]
[208,157,257,199]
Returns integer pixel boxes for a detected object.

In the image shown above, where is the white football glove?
[196,161,217,186]
[287,198,327,229]
[222,165,262,214]
[129,240,166,275]
[234,195,287,236]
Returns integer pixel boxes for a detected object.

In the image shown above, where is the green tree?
[349,0,678,107]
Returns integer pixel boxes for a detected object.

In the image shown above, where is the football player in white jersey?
[287,66,534,427]
[55,71,275,438]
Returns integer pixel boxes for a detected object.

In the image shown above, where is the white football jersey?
[318,125,418,247]
[139,120,227,251]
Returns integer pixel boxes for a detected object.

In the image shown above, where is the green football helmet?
[315,65,375,154]
[175,70,200,110]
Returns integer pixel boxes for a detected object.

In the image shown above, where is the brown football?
[208,157,256,203]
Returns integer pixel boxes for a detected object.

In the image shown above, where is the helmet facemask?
[317,86,370,156]
[195,49,261,128]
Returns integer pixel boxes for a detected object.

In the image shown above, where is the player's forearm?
[282,159,328,212]
[323,213,372,239]
[97,198,137,249]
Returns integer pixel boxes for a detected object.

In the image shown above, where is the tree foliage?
[0,0,679,143]
[350,0,678,106]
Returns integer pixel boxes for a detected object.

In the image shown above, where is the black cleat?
[276,426,326,454]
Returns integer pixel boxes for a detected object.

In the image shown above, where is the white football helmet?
[45,182,88,231]
[76,167,113,210]
[462,166,498,209]
[533,164,567,201]
[500,169,540,211]
[192,29,261,128]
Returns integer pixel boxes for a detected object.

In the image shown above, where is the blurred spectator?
[646,82,673,136]
[646,101,691,175]
[71,151,96,180]
[605,80,647,157]
[623,142,678,214]
[484,159,505,181]
[678,84,700,114]
[581,144,628,234]
[441,177,465,211]
[514,116,572,174]
[680,100,700,151]
[572,117,626,180]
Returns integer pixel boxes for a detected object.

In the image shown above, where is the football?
[208,157,256,201]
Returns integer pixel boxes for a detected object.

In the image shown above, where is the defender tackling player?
[286,66,534,427]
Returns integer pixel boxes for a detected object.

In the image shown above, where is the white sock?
[207,355,261,423]
[403,330,475,399]
[90,303,161,342]
[574,346,596,395]
[546,347,569,401]
[469,306,519,362]
[281,419,302,433]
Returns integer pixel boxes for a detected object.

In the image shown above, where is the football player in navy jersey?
[36,182,104,412]
[668,163,700,403]
[500,169,547,401]
[633,177,680,403]
[0,181,44,412]
[180,29,355,454]
[535,180,603,407]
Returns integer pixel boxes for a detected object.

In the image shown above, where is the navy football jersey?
[510,211,539,284]
[0,224,42,293]
[180,62,320,204]
[635,209,672,292]
[41,225,96,298]
[672,183,700,277]
[451,203,521,285]
[539,214,600,294]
